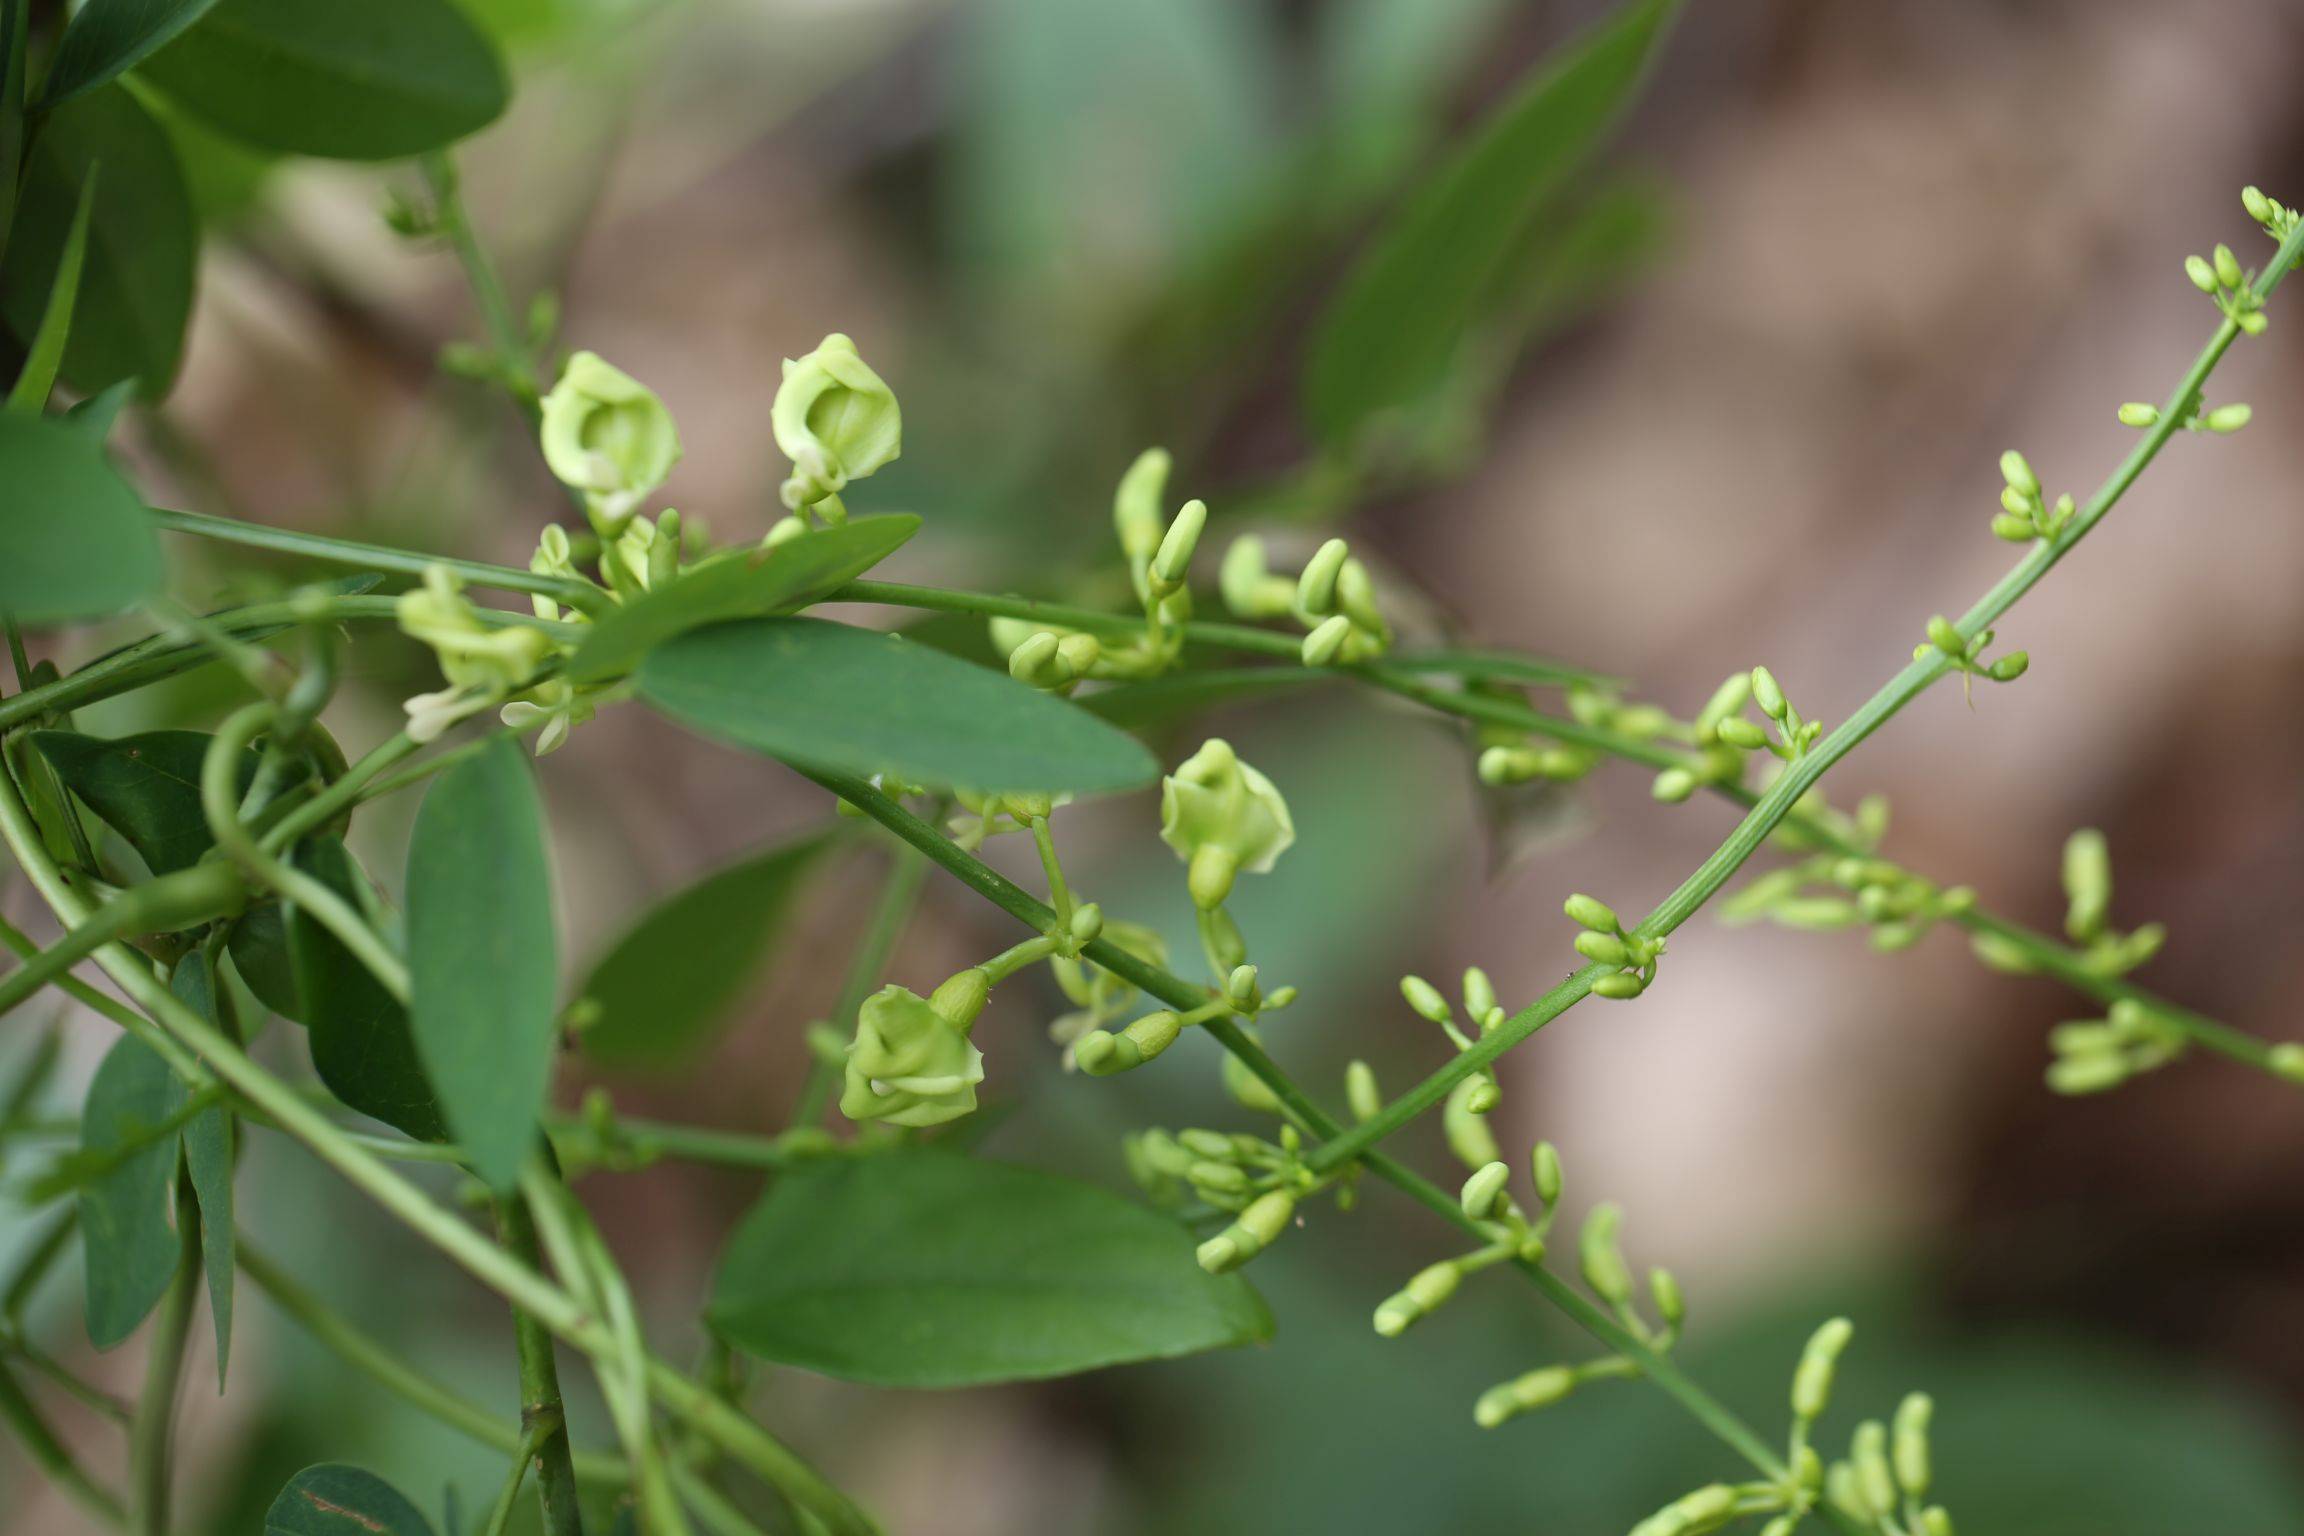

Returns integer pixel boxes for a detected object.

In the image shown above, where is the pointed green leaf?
[37,0,225,109]
[0,83,195,395]
[1303,0,1679,449]
[710,1151,1274,1387]
[138,0,509,161]
[6,163,97,415]
[32,729,258,876]
[566,515,919,684]
[225,898,300,1020]
[265,1465,437,1536]
[169,951,235,1390]
[79,1031,185,1349]
[59,377,135,442]
[288,837,445,1142]
[639,618,1158,797]
[0,413,162,621]
[406,736,556,1190]
[0,0,28,255]
[576,832,832,1070]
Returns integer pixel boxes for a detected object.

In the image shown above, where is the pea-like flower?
[539,351,682,533]
[839,983,984,1128]
[501,677,598,757]
[396,566,554,743]
[773,333,901,514]
[1159,738,1295,909]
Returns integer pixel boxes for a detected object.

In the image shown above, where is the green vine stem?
[495,1191,587,1536]
[148,507,605,614]
[127,1185,200,1536]
[0,1357,124,1529]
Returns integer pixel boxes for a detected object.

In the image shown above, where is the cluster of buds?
[769,332,901,532]
[1446,1146,1691,1430]
[1481,683,1673,790]
[1915,615,2027,700]
[1127,1121,1350,1274]
[1046,919,1168,1069]
[1711,666,1821,762]
[1725,846,1975,955]
[1821,1391,1951,1536]
[946,787,1068,853]
[1565,893,1663,1000]
[1971,829,2163,982]
[1649,671,1762,802]
[1987,449,2073,545]
[2185,239,2270,337]
[2043,998,2187,1096]
[1218,533,1392,666]
[394,565,554,743]
[2243,184,2303,250]
[2113,398,2251,436]
[1397,970,1508,1156]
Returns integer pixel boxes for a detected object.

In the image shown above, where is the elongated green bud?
[1463,966,1498,1020]
[1373,1259,1460,1336]
[1076,1009,1183,1077]
[2061,828,2112,944]
[1650,1268,1685,1329]
[2214,243,2245,289]
[1591,971,1647,1000]
[1751,666,1787,721]
[2245,185,2276,223]
[1853,1420,1897,1518]
[1401,974,1452,1024]
[2267,1043,2304,1084]
[1301,613,1352,667]
[1987,651,2029,682]
[1445,1077,1502,1169]
[1473,1364,1575,1428]
[1460,1161,1511,1221]
[1651,766,1700,802]
[1826,1462,1871,1522]
[1564,893,1619,933]
[1297,538,1349,615]
[1532,1142,1564,1207]
[2205,402,2253,434]
[1572,930,1632,968]
[1894,1391,1934,1498]
[1336,557,1385,634]
[1578,1203,1632,1306]
[2186,254,2220,293]
[1715,718,1767,750]
[1225,964,1260,1009]
[1069,903,1103,946]
[1218,535,1275,616]
[1345,1059,1382,1121]
[1920,1507,1955,1536]
[1177,1127,1238,1161]
[2047,1053,2128,1095]
[1991,512,2037,541]
[2117,402,2160,427]
[1999,448,2040,498]
[1113,447,1172,562]
[1792,1317,1853,1421]
[929,967,991,1028]
[1150,498,1207,593]
[1197,1189,1295,1274]
[1925,614,1964,656]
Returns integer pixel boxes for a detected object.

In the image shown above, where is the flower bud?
[1651,1267,1686,1328]
[2117,402,2160,428]
[1373,1260,1460,1336]
[1751,665,1788,721]
[929,967,992,1028]
[540,352,682,532]
[1577,1204,1633,1306]
[1920,1507,1955,1536]
[1714,718,1767,750]
[1301,613,1353,667]
[1574,930,1632,967]
[2061,829,2112,944]
[1069,902,1104,946]
[1531,1141,1563,1207]
[1925,615,1964,656]
[2267,1043,2304,1084]
[2240,308,2271,336]
[1792,1316,1853,1421]
[2185,254,2219,293]
[1113,447,1171,564]
[1219,535,1290,618]
[2046,1053,2128,1095]
[1076,1008,1183,1076]
[1854,1419,1897,1518]
[1563,893,1619,933]
[1444,1076,1501,1169]
[1401,974,1452,1024]
[1591,971,1647,1000]
[1345,1059,1382,1121]
[1460,1161,1511,1221]
[1463,967,1498,1021]
[773,333,900,512]
[1336,558,1385,635]
[1651,766,1700,802]
[1893,1391,1933,1498]
[1150,498,1207,594]
[1987,651,2029,682]
[1473,1364,1574,1427]
[1297,538,1348,616]
[1197,1189,1295,1273]
[2205,402,2253,434]
[2214,243,2245,289]
[2244,185,2275,224]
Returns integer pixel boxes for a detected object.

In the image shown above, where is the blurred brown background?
[8,0,2304,1531]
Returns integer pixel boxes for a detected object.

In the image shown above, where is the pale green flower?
[839,984,984,1128]
[1159,738,1294,909]
[396,566,553,743]
[773,333,900,513]
[539,351,682,532]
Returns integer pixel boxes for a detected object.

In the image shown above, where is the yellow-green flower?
[839,984,984,1128]
[773,333,900,514]
[1159,738,1294,909]
[396,566,553,742]
[539,351,682,532]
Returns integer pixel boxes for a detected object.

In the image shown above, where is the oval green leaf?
[288,836,445,1142]
[0,414,163,621]
[137,0,509,161]
[709,1151,1273,1387]
[567,515,919,684]
[576,832,832,1070]
[265,1465,437,1536]
[406,736,556,1190]
[79,1031,186,1349]
[170,951,237,1389]
[1302,0,1679,449]
[639,617,1158,796]
[38,0,225,108]
[32,728,258,876]
[0,83,196,395]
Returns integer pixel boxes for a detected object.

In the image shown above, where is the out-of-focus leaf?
[954,0,1280,315]
[710,1151,1272,1386]
[405,737,555,1190]
[138,0,509,161]
[575,832,832,1070]
[566,516,919,684]
[226,899,301,1020]
[264,1464,437,1536]
[1303,0,1680,450]
[32,729,257,876]
[170,951,236,1388]
[59,378,135,443]
[1080,668,1329,731]
[147,90,278,222]
[0,84,195,395]
[0,413,163,619]
[1317,0,1512,203]
[287,837,444,1142]
[79,1031,184,1348]
[638,618,1159,796]
[4,164,96,414]
[37,0,224,108]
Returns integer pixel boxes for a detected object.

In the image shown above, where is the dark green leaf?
[264,1464,437,1536]
[576,833,832,1070]
[0,0,29,254]
[38,0,225,109]
[406,736,555,1190]
[0,413,162,620]
[288,837,444,1142]
[59,377,135,443]
[710,1151,1273,1387]
[639,618,1158,797]
[79,1031,185,1349]
[566,515,919,684]
[5,163,96,414]
[0,83,195,395]
[1302,0,1679,448]
[225,899,300,1020]
[32,729,256,877]
[169,951,235,1389]
[138,0,509,161]
[1081,668,1328,731]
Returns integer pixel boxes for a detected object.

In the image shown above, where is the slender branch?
[149,507,603,613]
[421,153,544,418]
[0,1358,125,1529]
[127,1186,200,1536]
[496,1190,587,1536]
